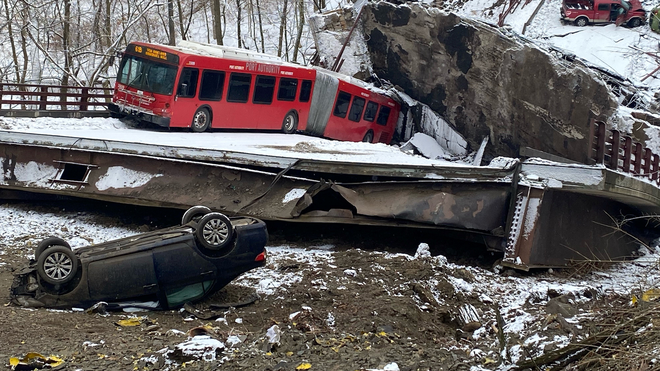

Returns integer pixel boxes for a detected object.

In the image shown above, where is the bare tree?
[236,0,242,48]
[256,0,264,52]
[3,0,21,84]
[61,0,73,86]
[211,0,224,45]
[277,0,288,57]
[167,0,176,45]
[292,0,304,63]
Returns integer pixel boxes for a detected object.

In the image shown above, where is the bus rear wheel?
[362,130,374,143]
[282,111,298,134]
[192,108,211,132]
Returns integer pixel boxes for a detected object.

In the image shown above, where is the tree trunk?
[211,0,224,45]
[176,0,186,40]
[292,0,304,63]
[167,0,176,45]
[256,0,264,53]
[313,0,326,13]
[277,0,288,57]
[236,0,242,48]
[103,0,111,47]
[3,0,21,84]
[19,0,28,85]
[62,0,72,87]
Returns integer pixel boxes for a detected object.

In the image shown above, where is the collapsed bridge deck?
[1,126,659,269]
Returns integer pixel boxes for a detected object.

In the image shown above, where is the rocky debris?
[363,1,618,163]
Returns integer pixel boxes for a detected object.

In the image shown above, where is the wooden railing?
[0,83,113,112]
[591,119,660,185]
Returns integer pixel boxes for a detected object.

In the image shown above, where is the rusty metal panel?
[0,142,314,219]
[504,188,643,269]
[292,180,511,233]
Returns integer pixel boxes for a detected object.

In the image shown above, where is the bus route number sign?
[134,45,167,60]
[132,44,179,64]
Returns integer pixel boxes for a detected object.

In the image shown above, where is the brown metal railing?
[591,119,660,185]
[0,83,113,112]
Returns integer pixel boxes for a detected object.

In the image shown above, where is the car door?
[593,2,610,22]
[152,239,217,287]
[87,250,159,301]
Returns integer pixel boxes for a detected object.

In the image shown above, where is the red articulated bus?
[109,40,401,144]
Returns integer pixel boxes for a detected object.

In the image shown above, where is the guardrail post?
[595,121,606,164]
[623,136,632,173]
[80,87,89,111]
[0,83,3,110]
[40,86,47,110]
[633,142,643,174]
[609,130,620,170]
[643,148,653,179]
[652,154,659,182]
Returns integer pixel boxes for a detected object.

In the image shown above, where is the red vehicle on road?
[560,0,646,27]
[109,41,400,144]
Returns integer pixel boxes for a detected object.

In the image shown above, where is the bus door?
[173,66,200,127]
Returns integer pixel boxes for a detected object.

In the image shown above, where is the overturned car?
[11,206,267,310]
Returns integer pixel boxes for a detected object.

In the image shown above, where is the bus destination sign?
[130,44,179,65]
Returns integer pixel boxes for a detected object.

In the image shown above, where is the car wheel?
[182,205,212,225]
[362,130,374,143]
[37,245,79,285]
[35,236,71,258]
[191,108,211,132]
[628,18,641,27]
[575,17,588,27]
[196,212,235,251]
[281,111,298,134]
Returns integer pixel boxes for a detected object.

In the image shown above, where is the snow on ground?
[456,0,660,90]
[0,203,139,262]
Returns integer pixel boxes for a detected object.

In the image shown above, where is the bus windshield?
[118,55,177,96]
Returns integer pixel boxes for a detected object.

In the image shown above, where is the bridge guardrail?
[591,119,660,185]
[0,83,112,114]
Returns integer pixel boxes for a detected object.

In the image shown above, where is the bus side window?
[253,75,276,104]
[348,97,365,122]
[200,70,225,101]
[277,78,298,101]
[376,106,391,126]
[363,101,378,122]
[227,73,252,103]
[333,91,351,119]
[177,68,199,98]
[299,80,312,102]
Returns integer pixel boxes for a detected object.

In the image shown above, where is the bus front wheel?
[192,108,211,132]
[282,111,298,134]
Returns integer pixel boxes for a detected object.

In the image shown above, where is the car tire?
[575,17,588,27]
[182,205,212,225]
[281,110,298,134]
[628,18,641,27]
[362,130,374,143]
[37,245,79,285]
[195,212,235,251]
[191,108,211,132]
[35,236,71,258]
